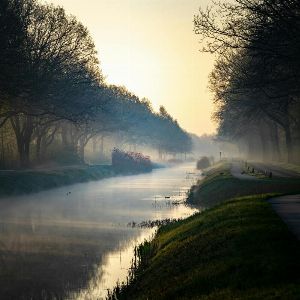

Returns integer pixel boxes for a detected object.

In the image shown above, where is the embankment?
[0,165,114,197]
[0,164,156,197]
[188,162,300,207]
[112,163,300,299]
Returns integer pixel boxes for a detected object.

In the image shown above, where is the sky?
[44,0,216,135]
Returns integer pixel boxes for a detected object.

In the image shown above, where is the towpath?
[230,162,257,180]
[230,161,300,240]
[249,162,300,178]
[269,194,300,240]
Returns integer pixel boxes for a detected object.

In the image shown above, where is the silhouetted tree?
[195,0,300,162]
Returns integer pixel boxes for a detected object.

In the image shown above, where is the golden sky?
[45,0,216,135]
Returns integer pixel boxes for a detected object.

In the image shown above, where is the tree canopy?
[194,0,300,163]
[0,0,191,168]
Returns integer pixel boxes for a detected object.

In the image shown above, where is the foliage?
[196,156,210,170]
[112,148,152,172]
[194,0,300,163]
[0,0,191,169]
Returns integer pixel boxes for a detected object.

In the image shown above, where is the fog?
[0,163,199,299]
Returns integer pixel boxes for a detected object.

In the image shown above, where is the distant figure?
[269,172,272,178]
[251,168,254,173]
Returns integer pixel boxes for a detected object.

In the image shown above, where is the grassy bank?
[111,162,300,299]
[113,194,300,299]
[188,162,300,207]
[0,162,163,197]
[0,165,115,197]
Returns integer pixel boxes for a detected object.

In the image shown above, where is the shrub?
[196,156,210,169]
[112,148,152,172]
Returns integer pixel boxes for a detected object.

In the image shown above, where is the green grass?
[114,194,300,299]
[111,163,300,299]
[0,165,115,197]
[0,164,156,197]
[188,163,300,207]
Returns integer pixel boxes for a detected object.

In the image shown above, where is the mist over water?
[0,163,199,299]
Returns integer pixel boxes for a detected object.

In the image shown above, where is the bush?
[196,156,211,169]
[112,148,152,172]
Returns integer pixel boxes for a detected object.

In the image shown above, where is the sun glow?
[44,0,216,135]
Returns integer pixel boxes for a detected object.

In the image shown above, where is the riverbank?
[0,165,114,197]
[188,162,300,207]
[0,164,158,197]
[112,162,300,299]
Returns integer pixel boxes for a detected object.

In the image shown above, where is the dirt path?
[230,162,258,180]
[230,162,300,239]
[269,194,300,240]
[249,162,300,178]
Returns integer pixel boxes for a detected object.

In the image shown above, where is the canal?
[0,162,200,299]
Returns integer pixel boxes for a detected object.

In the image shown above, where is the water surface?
[0,163,200,299]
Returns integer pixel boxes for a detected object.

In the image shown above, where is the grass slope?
[188,163,300,207]
[116,195,300,299]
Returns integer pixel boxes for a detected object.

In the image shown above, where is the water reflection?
[0,163,200,299]
[72,229,155,300]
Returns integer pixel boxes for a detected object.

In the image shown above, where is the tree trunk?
[61,125,69,148]
[158,148,162,161]
[0,129,4,167]
[269,122,281,161]
[92,137,97,153]
[36,134,42,162]
[284,124,293,163]
[247,133,256,160]
[10,115,33,168]
[78,136,89,165]
[16,136,31,168]
[258,126,268,161]
[100,136,104,157]
[78,143,85,164]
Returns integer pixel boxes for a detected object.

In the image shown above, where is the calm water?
[0,163,200,299]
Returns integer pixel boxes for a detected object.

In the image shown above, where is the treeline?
[194,0,300,163]
[0,0,191,169]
